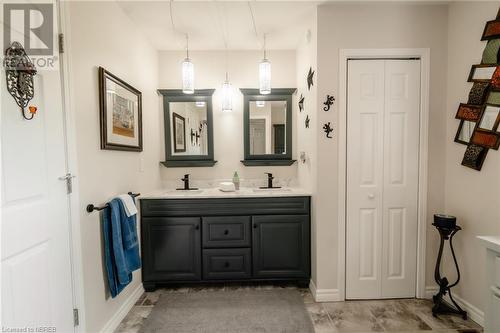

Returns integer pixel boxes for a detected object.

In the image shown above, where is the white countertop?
[139,187,311,199]
[477,236,500,253]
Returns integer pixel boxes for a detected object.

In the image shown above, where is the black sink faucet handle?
[265,172,274,188]
[181,174,190,190]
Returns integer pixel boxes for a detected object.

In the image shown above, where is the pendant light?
[217,1,232,112]
[182,34,194,94]
[259,34,271,95]
[221,72,232,112]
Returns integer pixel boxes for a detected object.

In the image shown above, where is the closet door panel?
[346,60,385,299]
[381,60,420,298]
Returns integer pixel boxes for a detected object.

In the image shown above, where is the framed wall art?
[99,67,142,151]
[455,103,483,121]
[481,19,500,41]
[172,112,186,153]
[467,64,498,83]
[461,144,488,171]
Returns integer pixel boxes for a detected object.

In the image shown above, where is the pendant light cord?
[248,1,265,56]
[169,0,189,57]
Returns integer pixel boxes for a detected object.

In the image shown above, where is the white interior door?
[1,21,75,333]
[346,59,420,299]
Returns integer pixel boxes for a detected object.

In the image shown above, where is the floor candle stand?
[432,216,467,320]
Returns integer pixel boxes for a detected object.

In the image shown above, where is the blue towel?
[102,198,141,298]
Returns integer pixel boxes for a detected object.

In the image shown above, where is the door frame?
[337,48,430,300]
[57,1,87,331]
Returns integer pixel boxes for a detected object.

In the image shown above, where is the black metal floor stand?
[432,223,467,320]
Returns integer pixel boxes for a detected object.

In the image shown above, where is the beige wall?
[67,2,162,332]
[295,12,318,284]
[314,3,449,291]
[444,1,500,313]
[157,50,298,186]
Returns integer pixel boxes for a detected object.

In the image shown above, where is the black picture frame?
[240,88,297,166]
[99,67,143,152]
[172,112,186,153]
[157,89,217,167]
[467,64,498,83]
[454,119,476,146]
[481,19,500,41]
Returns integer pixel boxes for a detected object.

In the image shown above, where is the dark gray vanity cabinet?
[141,217,201,286]
[252,215,310,278]
[140,197,310,291]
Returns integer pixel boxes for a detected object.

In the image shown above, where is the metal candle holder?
[432,214,467,320]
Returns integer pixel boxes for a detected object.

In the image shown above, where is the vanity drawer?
[202,216,251,248]
[203,248,251,280]
[495,257,500,288]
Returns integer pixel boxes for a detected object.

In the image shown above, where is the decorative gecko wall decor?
[323,122,333,138]
[323,95,335,111]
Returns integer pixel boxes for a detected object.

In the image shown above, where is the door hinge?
[73,308,79,326]
[58,173,76,194]
[59,33,64,54]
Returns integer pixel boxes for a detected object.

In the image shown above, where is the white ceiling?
[117,1,318,50]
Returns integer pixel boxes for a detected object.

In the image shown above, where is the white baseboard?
[309,280,341,302]
[100,283,144,333]
[425,286,484,327]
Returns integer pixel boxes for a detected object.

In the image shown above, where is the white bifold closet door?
[346,59,420,299]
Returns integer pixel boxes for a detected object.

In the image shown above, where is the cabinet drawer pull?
[195,225,200,230]
[224,229,229,235]
[224,262,230,268]
[253,224,257,228]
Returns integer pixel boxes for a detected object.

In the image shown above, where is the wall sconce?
[4,42,38,120]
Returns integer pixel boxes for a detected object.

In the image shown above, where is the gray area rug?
[139,289,314,333]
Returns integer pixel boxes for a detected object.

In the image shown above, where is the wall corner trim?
[100,284,144,333]
[424,286,484,327]
[309,280,340,302]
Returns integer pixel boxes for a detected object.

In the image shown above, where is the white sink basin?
[252,188,292,193]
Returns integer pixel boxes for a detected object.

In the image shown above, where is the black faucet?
[260,173,281,189]
[177,174,198,190]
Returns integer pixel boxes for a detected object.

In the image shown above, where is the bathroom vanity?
[478,236,500,333]
[139,189,311,291]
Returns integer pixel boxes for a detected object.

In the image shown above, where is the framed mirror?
[158,89,217,167]
[477,104,500,132]
[240,88,296,166]
[455,120,476,145]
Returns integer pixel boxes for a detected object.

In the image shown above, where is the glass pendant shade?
[182,58,194,94]
[259,59,271,95]
[221,80,232,112]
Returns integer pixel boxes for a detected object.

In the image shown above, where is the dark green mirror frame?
[158,89,217,167]
[240,88,297,166]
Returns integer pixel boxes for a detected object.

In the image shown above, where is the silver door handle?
[59,173,76,194]
[58,173,76,181]
[368,193,375,199]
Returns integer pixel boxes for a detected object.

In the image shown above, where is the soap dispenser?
[232,171,240,190]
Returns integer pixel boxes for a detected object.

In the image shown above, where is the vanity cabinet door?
[142,217,201,282]
[252,215,310,278]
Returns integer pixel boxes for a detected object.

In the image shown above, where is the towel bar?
[86,192,140,213]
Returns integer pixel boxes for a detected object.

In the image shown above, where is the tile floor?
[116,284,482,333]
